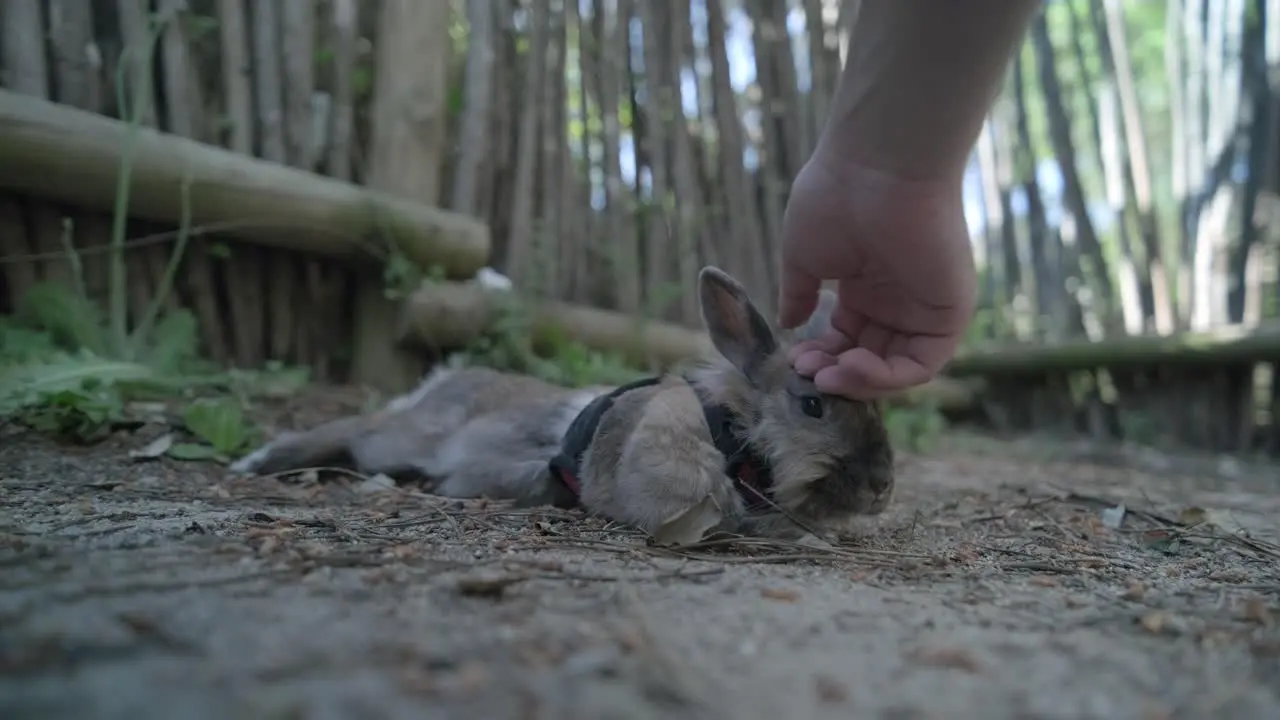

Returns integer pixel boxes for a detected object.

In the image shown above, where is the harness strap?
[688,380,775,511]
[546,375,775,511]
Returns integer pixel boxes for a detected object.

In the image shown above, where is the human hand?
[777,154,978,400]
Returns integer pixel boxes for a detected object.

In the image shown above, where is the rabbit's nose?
[867,468,892,495]
[844,444,893,494]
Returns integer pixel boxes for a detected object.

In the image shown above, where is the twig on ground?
[964,494,1062,524]
[1000,562,1079,575]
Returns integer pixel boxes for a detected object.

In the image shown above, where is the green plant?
[14,385,128,444]
[455,297,646,389]
[169,397,259,462]
[0,11,276,448]
[882,402,949,453]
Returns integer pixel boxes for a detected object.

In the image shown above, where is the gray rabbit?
[231,266,894,545]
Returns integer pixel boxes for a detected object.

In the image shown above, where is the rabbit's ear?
[796,288,838,342]
[699,266,778,381]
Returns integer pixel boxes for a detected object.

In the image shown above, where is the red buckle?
[557,470,581,497]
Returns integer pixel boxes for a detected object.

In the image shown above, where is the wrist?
[811,133,969,188]
[803,144,965,209]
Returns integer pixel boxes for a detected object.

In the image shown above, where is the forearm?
[817,0,1040,181]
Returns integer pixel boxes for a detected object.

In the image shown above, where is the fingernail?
[793,351,835,377]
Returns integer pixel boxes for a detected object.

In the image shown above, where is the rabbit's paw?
[792,532,835,551]
[651,494,723,547]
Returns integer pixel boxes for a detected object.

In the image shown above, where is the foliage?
[174,398,259,461]
[13,384,128,444]
[0,286,309,457]
[0,10,276,454]
[454,294,646,388]
[882,402,948,454]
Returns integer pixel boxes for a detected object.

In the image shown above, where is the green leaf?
[0,357,155,415]
[182,398,248,454]
[14,282,108,354]
[0,321,59,363]
[143,309,200,373]
[14,386,125,443]
[167,442,224,462]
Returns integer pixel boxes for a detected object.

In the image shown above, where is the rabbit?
[229,364,614,508]
[231,266,894,545]
[547,266,894,546]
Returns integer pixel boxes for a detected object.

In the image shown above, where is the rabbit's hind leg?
[424,392,596,506]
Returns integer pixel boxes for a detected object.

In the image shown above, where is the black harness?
[545,376,775,511]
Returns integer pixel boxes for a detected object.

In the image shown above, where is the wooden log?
[948,322,1280,375]
[0,90,490,279]
[398,281,982,410]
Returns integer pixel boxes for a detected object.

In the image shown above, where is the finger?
[787,328,854,363]
[841,347,933,390]
[811,364,897,400]
[812,347,933,398]
[787,338,823,364]
[776,264,821,329]
[851,322,893,361]
[792,349,839,378]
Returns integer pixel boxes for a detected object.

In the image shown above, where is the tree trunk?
[1012,53,1062,338]
[250,0,286,162]
[451,0,496,216]
[566,0,595,303]
[1180,0,1208,326]
[117,0,158,127]
[327,0,358,182]
[46,0,105,295]
[706,0,770,302]
[504,0,550,285]
[217,0,252,153]
[591,0,640,313]
[1070,0,1145,335]
[537,1,567,295]
[1230,0,1271,324]
[989,90,1029,338]
[281,0,322,370]
[665,0,708,323]
[638,0,676,318]
[743,0,790,306]
[352,0,453,392]
[1097,0,1175,333]
[281,1,317,172]
[1029,12,1116,335]
[0,0,50,306]
[1191,0,1247,329]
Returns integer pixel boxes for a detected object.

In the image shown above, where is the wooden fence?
[0,1,1277,460]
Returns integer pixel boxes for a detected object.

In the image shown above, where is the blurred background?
[1,0,1278,457]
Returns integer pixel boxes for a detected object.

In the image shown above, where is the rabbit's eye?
[800,396,824,419]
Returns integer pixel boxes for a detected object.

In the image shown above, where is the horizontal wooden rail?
[0,90,489,278]
[948,323,1280,375]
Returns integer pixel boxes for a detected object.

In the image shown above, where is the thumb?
[777,263,821,329]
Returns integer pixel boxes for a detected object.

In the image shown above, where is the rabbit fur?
[231,266,894,544]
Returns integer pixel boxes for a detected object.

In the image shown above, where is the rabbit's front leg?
[586,434,744,546]
[736,512,835,549]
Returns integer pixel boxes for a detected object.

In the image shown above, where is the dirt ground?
[2,387,1279,720]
